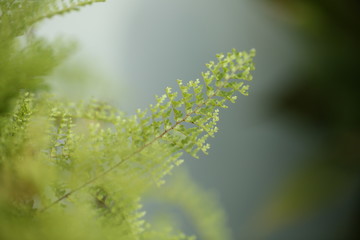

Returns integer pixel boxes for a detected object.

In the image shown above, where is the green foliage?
[0,1,256,240]
[0,0,80,114]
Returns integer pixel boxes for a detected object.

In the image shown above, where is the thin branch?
[40,110,193,212]
[40,75,228,213]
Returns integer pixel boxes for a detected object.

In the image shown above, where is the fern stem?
[40,76,228,213]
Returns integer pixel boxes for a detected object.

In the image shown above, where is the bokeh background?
[37,0,360,239]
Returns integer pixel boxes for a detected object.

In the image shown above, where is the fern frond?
[0,49,255,239]
[0,92,34,164]
[29,0,107,26]
[37,48,255,212]
[0,1,257,239]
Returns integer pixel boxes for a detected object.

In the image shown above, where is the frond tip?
[146,48,256,158]
[0,48,255,240]
[37,48,255,211]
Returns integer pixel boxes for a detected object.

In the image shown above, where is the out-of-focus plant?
[253,0,360,238]
[0,1,256,239]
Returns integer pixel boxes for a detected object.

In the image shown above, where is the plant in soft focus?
[0,1,255,239]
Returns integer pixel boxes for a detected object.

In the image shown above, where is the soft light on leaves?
[0,1,256,239]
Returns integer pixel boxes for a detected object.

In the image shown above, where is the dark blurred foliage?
[271,0,360,134]
[257,0,360,239]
